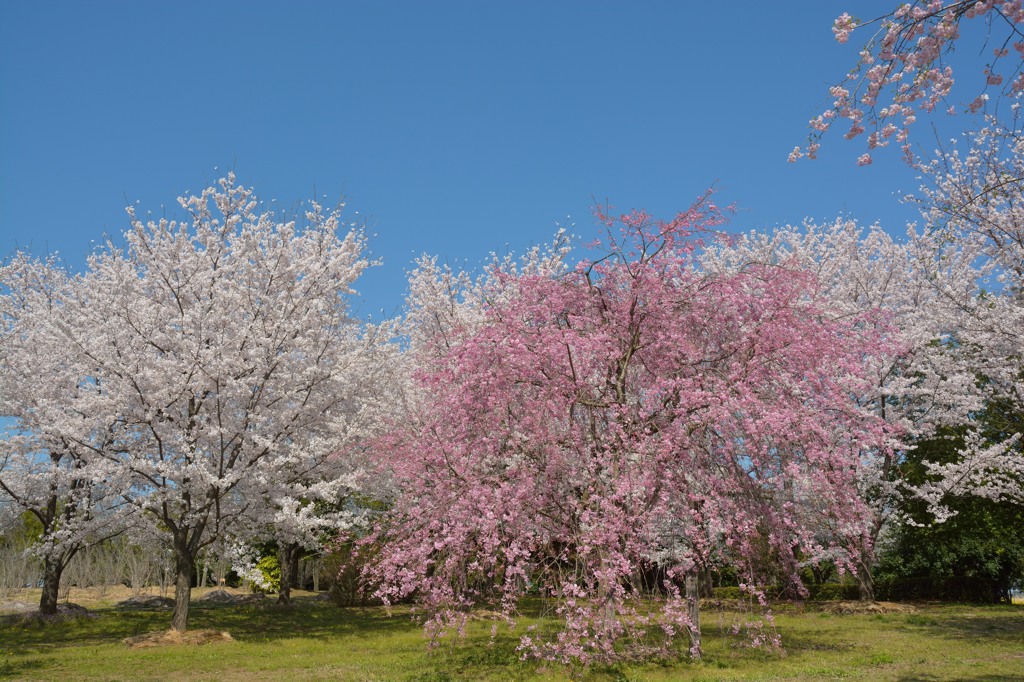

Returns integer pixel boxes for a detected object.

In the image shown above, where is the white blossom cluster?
[1,174,396,622]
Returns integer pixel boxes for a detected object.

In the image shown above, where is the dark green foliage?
[710,586,745,600]
[322,540,386,607]
[876,418,1024,604]
[875,495,1024,602]
[875,574,1017,602]
[807,583,861,601]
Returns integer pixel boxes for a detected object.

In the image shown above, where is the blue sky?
[2,2,927,318]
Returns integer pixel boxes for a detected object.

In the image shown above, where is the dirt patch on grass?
[123,629,234,648]
[0,600,36,614]
[700,598,747,611]
[1,602,95,625]
[1,585,285,610]
[117,595,175,609]
[195,589,268,605]
[467,608,508,621]
[822,600,918,615]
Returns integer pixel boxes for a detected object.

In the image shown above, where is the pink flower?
[833,13,856,43]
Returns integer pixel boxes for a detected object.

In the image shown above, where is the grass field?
[2,587,1023,681]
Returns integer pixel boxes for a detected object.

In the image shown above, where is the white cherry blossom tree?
[906,118,1024,510]
[0,254,131,615]
[17,174,390,630]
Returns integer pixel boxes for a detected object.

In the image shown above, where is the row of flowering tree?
[3,3,1022,661]
[2,176,1018,658]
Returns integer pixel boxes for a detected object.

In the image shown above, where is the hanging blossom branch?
[791,0,1024,166]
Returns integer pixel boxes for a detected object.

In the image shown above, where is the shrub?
[248,555,281,594]
[808,583,861,601]
[711,586,744,600]
[711,583,859,601]
[322,541,386,607]
[875,575,1012,603]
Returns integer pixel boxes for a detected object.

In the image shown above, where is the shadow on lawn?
[903,607,1024,645]
[0,656,48,680]
[1,600,420,654]
[409,635,534,682]
[897,671,1024,675]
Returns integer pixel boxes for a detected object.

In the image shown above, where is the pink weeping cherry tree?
[363,192,898,664]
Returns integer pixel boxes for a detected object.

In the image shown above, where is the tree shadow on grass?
[897,671,1024,675]
[209,602,426,644]
[0,657,47,680]
[903,609,1024,645]
[1,601,421,654]
[774,627,856,654]
[404,636,532,682]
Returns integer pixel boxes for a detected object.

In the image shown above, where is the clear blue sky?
[2,1,922,318]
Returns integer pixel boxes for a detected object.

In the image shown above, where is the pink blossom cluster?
[797,1,1024,164]
[362,193,897,663]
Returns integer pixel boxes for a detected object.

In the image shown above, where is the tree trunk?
[856,547,875,602]
[685,570,702,660]
[171,539,194,631]
[699,565,713,598]
[312,557,320,593]
[593,552,618,639]
[289,546,300,589]
[38,554,64,616]
[277,542,301,605]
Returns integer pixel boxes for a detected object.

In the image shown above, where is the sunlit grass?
[2,594,1023,681]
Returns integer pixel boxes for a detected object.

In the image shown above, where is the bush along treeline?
[3,1,1024,667]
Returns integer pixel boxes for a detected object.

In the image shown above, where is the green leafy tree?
[877,416,1024,603]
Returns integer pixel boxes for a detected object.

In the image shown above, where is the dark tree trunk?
[856,549,875,602]
[38,554,64,616]
[171,537,195,631]
[277,542,301,605]
[856,511,887,602]
[289,547,300,589]
[685,570,702,660]
[699,565,714,598]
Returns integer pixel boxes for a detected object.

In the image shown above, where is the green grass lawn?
[2,596,1023,681]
